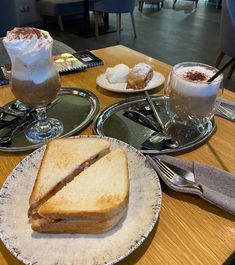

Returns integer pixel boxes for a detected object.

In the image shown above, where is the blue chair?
[36,0,84,31]
[215,0,235,79]
[90,0,137,43]
[139,0,164,12]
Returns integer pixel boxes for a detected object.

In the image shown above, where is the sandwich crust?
[32,205,128,233]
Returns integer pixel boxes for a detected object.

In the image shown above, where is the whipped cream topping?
[106,64,130,83]
[3,28,52,63]
[172,65,222,97]
[3,27,54,84]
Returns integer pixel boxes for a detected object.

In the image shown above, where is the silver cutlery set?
[147,156,202,193]
[216,99,235,121]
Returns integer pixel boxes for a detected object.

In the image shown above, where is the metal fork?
[150,157,202,192]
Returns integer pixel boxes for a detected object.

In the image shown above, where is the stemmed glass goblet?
[3,27,63,143]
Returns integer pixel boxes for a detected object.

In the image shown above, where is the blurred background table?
[0,45,234,265]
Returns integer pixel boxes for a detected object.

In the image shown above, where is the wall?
[14,0,42,26]
[0,0,43,36]
[0,1,18,36]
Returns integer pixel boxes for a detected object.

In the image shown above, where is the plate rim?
[0,135,162,265]
[96,71,165,93]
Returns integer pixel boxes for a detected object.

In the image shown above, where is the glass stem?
[35,107,51,133]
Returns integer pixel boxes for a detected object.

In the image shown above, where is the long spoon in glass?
[144,91,179,148]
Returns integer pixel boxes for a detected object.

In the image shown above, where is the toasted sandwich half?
[28,138,110,218]
[31,149,129,233]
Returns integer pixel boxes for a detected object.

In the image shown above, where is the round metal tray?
[93,95,216,155]
[0,87,99,152]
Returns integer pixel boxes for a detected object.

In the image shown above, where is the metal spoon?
[123,108,161,132]
[144,91,179,148]
[0,119,32,145]
[0,97,62,119]
[0,106,25,118]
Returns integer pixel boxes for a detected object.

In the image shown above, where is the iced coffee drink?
[3,27,60,108]
[3,27,63,143]
[166,62,223,122]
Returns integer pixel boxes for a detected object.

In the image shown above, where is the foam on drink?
[172,65,221,96]
[168,63,223,120]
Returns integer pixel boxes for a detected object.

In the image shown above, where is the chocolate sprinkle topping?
[10,27,48,40]
[183,70,208,81]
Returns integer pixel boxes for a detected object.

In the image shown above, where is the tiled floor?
[43,0,235,91]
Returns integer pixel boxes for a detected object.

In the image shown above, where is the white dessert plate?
[0,135,161,265]
[96,71,165,93]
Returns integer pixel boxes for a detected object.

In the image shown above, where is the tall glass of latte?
[3,27,63,143]
[164,62,223,144]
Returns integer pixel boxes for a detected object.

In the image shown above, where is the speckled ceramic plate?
[0,135,161,265]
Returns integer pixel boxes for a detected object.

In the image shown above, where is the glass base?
[164,116,205,146]
[25,118,64,144]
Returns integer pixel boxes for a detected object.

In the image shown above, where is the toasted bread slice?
[32,205,127,234]
[28,138,110,217]
[37,149,129,222]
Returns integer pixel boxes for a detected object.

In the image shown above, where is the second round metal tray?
[93,95,216,155]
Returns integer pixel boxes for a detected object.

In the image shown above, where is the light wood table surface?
[0,45,234,265]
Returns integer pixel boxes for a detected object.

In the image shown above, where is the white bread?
[28,138,110,217]
[37,149,129,222]
[31,204,127,234]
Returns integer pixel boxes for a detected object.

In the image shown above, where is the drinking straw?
[207,57,235,83]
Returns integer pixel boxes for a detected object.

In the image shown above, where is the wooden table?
[0,45,234,265]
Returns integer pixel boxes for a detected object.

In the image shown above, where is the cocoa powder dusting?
[183,70,208,81]
[11,27,47,40]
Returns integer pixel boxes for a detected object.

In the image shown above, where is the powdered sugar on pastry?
[127,63,153,89]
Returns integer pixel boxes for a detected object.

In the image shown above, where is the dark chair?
[90,0,137,43]
[173,0,198,9]
[215,0,235,79]
[138,0,164,12]
[36,0,84,31]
